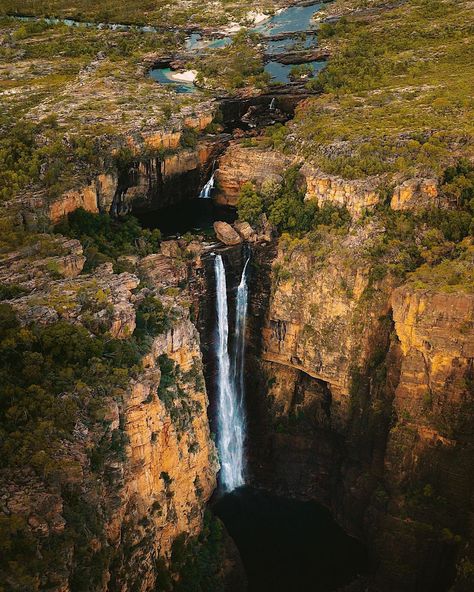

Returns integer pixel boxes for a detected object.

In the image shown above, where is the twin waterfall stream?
[214,252,250,491]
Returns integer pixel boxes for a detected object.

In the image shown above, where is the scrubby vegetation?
[55,208,162,270]
[237,165,351,233]
[0,15,201,203]
[248,159,474,292]
[0,118,103,201]
[0,305,139,588]
[155,511,227,592]
[0,0,275,27]
[195,30,269,91]
[283,0,474,179]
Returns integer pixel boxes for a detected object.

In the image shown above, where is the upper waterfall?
[199,173,215,198]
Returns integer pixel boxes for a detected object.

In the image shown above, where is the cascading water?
[199,172,215,198]
[269,97,276,110]
[214,252,250,491]
[233,253,250,411]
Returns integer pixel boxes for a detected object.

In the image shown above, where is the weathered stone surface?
[233,220,256,241]
[215,143,292,206]
[247,234,474,592]
[49,173,118,223]
[214,143,381,218]
[0,236,85,292]
[301,164,381,218]
[9,262,139,339]
[373,286,474,590]
[391,177,441,210]
[214,221,242,245]
[111,317,217,586]
[138,253,187,287]
[259,226,394,424]
[160,240,181,258]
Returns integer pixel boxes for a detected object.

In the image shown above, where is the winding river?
[151,1,327,91]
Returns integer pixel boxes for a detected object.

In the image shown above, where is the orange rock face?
[391,178,441,210]
[247,232,474,591]
[215,143,293,206]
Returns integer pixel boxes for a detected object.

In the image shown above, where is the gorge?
[0,0,473,591]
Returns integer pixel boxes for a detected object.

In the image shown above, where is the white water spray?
[199,173,215,198]
[233,256,250,406]
[214,253,250,491]
[270,97,276,110]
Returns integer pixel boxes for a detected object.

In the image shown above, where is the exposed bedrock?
[0,238,219,591]
[215,143,446,217]
[245,231,474,591]
[16,117,223,227]
[264,47,331,65]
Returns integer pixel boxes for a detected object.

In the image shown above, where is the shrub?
[237,182,263,225]
[135,296,169,339]
[55,209,161,269]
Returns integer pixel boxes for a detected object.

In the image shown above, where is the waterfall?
[199,172,215,198]
[233,254,250,411]
[214,252,250,492]
[270,97,276,110]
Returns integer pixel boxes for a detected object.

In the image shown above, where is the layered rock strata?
[246,228,474,591]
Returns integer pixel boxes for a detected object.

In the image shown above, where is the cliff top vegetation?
[275,0,474,180]
[0,0,280,27]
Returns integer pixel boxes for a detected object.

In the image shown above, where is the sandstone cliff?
[0,236,218,592]
[215,142,445,218]
[17,126,223,227]
[246,228,474,591]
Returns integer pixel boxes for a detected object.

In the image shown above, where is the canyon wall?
[0,237,219,591]
[215,143,444,217]
[246,228,474,591]
[16,119,222,228]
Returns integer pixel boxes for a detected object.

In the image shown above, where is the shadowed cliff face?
[244,232,474,592]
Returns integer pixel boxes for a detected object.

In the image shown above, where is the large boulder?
[213,221,242,246]
[234,220,256,241]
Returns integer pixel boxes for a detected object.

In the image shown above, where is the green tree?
[237,182,263,225]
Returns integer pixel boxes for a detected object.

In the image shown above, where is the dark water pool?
[134,199,236,237]
[214,486,369,592]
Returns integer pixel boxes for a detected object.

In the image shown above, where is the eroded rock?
[214,221,242,245]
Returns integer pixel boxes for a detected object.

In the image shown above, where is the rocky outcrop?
[0,235,86,291]
[391,177,441,210]
[215,143,382,217]
[302,164,381,218]
[138,251,188,288]
[267,47,331,65]
[9,261,139,338]
[215,143,293,206]
[234,220,257,242]
[214,221,242,245]
[215,144,451,219]
[49,173,118,223]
